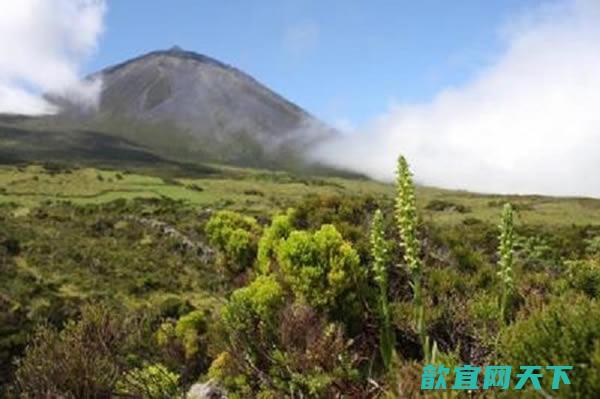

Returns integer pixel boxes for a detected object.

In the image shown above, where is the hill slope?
[0,47,334,171]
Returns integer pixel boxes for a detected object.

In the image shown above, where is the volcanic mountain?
[0,46,335,171]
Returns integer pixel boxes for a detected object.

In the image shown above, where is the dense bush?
[154,304,220,385]
[222,275,285,354]
[205,210,261,274]
[275,224,365,314]
[425,199,470,213]
[117,363,182,399]
[214,275,284,396]
[290,194,379,262]
[14,305,135,398]
[565,258,600,298]
[515,234,557,270]
[256,208,294,274]
[215,277,361,397]
[586,236,600,256]
[499,296,600,397]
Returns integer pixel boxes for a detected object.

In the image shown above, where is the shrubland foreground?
[2,159,600,398]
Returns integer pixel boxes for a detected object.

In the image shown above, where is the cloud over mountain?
[316,0,600,197]
[0,0,106,115]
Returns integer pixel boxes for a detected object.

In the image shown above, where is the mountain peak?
[168,45,184,53]
[59,47,332,169]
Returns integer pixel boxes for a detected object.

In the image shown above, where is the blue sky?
[88,0,544,127]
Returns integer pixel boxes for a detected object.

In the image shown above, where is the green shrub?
[217,299,360,398]
[216,276,285,394]
[268,315,359,397]
[223,275,285,346]
[14,305,133,398]
[157,296,193,319]
[207,351,252,398]
[205,210,261,273]
[586,236,600,256]
[453,244,486,273]
[467,291,501,339]
[175,310,207,360]
[275,224,364,312]
[117,363,182,399]
[470,263,497,291]
[291,194,376,250]
[515,234,556,270]
[499,296,600,397]
[426,267,467,302]
[155,309,212,383]
[565,258,600,298]
[425,199,470,213]
[256,209,294,274]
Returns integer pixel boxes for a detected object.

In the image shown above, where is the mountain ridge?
[98,46,306,112]
[0,47,338,174]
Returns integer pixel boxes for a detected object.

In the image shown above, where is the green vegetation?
[205,211,261,274]
[275,224,364,311]
[498,203,516,322]
[370,209,395,369]
[14,305,142,398]
[395,156,429,362]
[118,363,182,399]
[499,295,600,397]
[2,159,600,397]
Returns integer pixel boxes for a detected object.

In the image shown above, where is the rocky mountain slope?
[1,47,335,171]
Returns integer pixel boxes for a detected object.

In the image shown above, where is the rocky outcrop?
[124,215,214,263]
[186,380,227,399]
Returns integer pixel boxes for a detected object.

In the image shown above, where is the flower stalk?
[370,209,395,369]
[395,155,430,361]
[498,203,515,323]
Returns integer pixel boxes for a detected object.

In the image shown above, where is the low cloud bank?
[0,0,106,115]
[315,0,600,197]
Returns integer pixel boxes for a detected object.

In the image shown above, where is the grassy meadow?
[2,163,598,225]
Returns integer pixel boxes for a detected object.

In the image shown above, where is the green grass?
[0,165,387,213]
[418,186,600,226]
[2,164,599,226]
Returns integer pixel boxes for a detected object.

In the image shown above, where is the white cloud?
[331,118,356,133]
[283,21,319,58]
[315,0,600,197]
[0,0,106,115]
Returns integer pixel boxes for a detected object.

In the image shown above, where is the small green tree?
[497,203,515,322]
[370,209,395,369]
[395,156,430,360]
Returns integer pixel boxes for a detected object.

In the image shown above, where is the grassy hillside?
[2,161,600,397]
[1,163,599,225]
